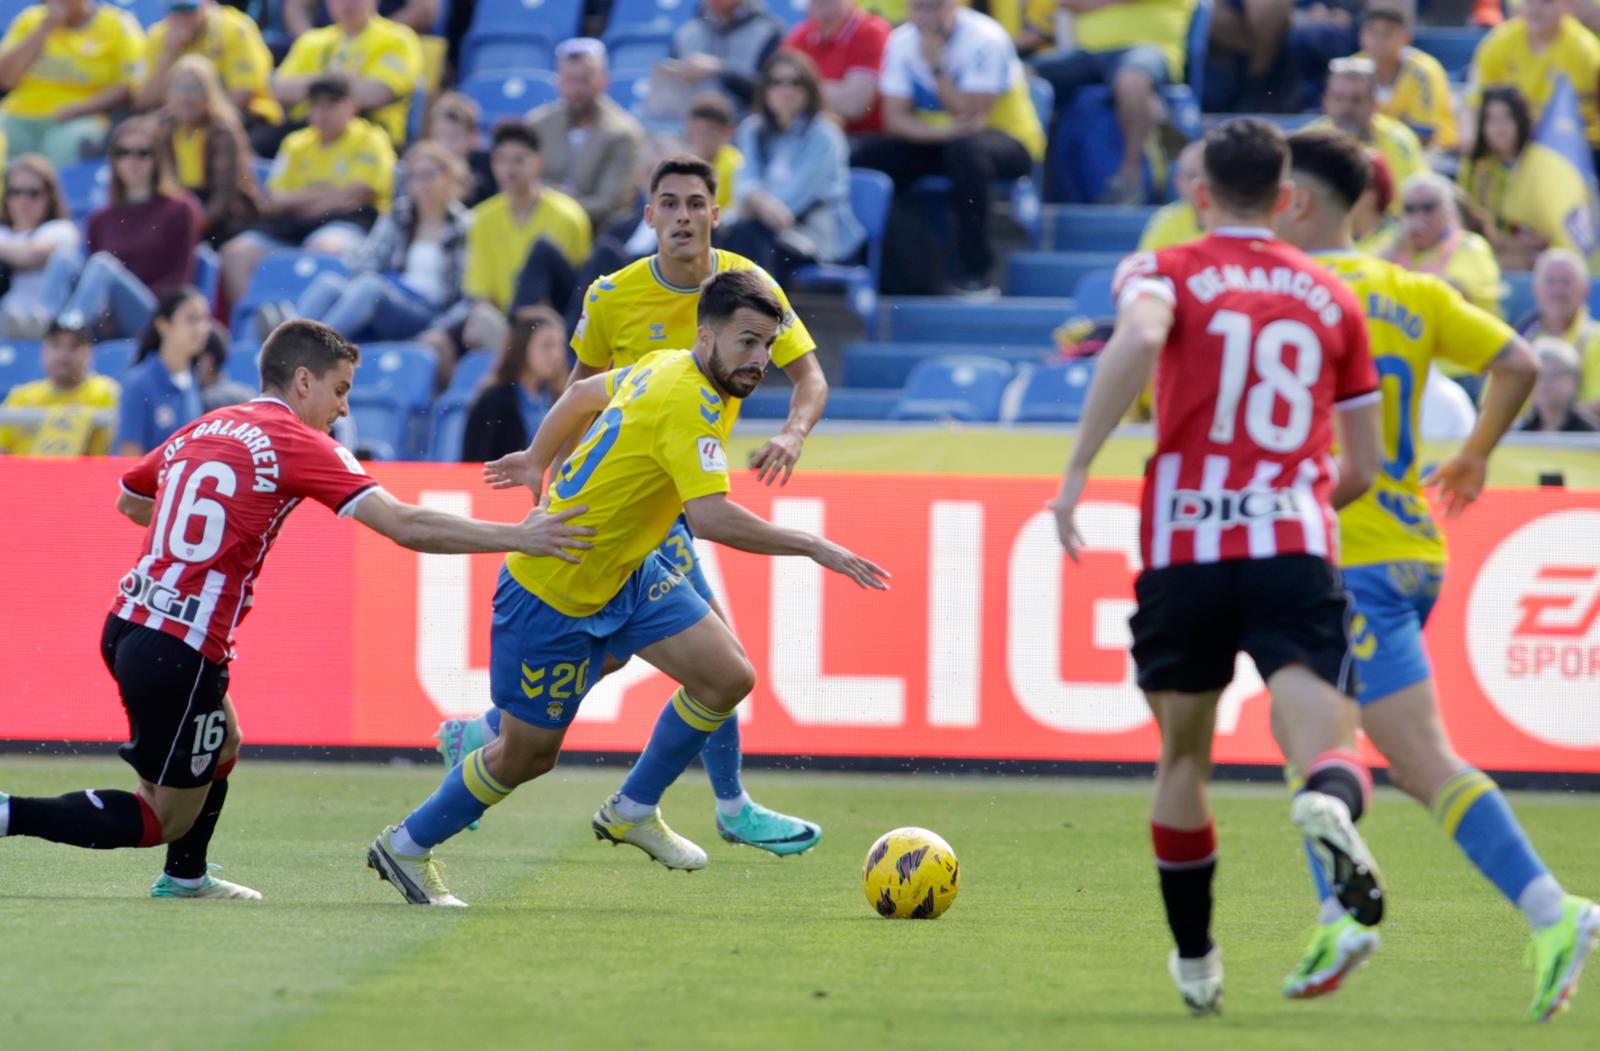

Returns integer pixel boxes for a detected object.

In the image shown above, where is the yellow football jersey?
[276,16,422,144]
[1314,251,1513,567]
[268,117,396,212]
[144,7,282,125]
[1137,201,1202,251]
[505,350,733,616]
[0,5,145,118]
[1359,45,1458,151]
[1471,14,1600,145]
[573,249,815,372]
[0,375,120,455]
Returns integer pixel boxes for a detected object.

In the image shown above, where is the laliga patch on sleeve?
[335,445,368,475]
[698,438,727,472]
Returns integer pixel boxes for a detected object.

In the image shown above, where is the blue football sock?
[620,689,732,808]
[401,748,512,849]
[1432,768,1550,906]
[700,715,744,801]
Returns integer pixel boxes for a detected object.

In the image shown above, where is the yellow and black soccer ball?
[862,827,960,920]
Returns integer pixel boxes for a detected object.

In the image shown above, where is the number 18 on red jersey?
[1113,230,1380,570]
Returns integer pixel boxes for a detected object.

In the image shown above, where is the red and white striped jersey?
[112,398,378,664]
[1113,229,1379,570]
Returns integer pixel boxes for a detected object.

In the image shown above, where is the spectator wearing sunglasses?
[36,115,202,339]
[423,91,492,207]
[527,37,644,232]
[0,153,81,338]
[718,51,862,283]
[1388,170,1502,318]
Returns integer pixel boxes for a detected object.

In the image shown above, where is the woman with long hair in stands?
[36,115,203,339]
[460,306,568,463]
[115,285,213,455]
[1458,87,1545,271]
[0,153,81,338]
[157,54,263,246]
[718,50,863,283]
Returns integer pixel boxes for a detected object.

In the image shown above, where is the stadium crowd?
[0,0,1598,460]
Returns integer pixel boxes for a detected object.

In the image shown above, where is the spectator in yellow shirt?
[0,315,119,455]
[1136,140,1203,250]
[1311,56,1425,214]
[220,73,396,305]
[1389,170,1503,318]
[421,123,591,365]
[133,0,282,130]
[0,0,146,170]
[1469,0,1600,149]
[284,0,440,38]
[268,0,421,152]
[684,92,743,213]
[1519,247,1600,416]
[1357,3,1457,152]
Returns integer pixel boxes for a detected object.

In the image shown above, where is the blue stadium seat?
[460,71,559,126]
[1006,251,1127,297]
[738,387,791,420]
[460,29,558,78]
[428,397,470,462]
[1204,111,1317,133]
[768,0,809,26]
[1051,206,1154,251]
[790,169,894,332]
[230,251,349,334]
[605,33,673,70]
[193,244,220,304]
[1050,0,1210,202]
[471,0,583,32]
[889,355,1013,422]
[1501,271,1534,326]
[820,389,900,421]
[886,297,1070,346]
[349,397,406,460]
[1009,359,1098,423]
[1073,268,1117,318]
[1412,26,1486,81]
[444,347,497,401]
[92,339,138,379]
[605,0,698,37]
[0,340,42,398]
[58,161,110,220]
[606,65,655,114]
[225,344,261,389]
[843,341,1045,388]
[355,343,437,414]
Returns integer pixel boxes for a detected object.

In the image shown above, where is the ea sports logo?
[1466,510,1600,746]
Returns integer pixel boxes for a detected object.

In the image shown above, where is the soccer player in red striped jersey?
[1050,118,1389,1016]
[0,321,592,900]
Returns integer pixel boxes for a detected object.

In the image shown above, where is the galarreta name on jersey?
[176,417,287,492]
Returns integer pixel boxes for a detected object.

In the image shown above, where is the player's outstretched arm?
[683,492,890,590]
[483,372,615,496]
[352,487,594,560]
[1051,292,1173,560]
[749,353,828,486]
[1423,337,1538,517]
[1331,398,1383,509]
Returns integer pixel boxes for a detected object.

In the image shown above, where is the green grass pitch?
[1,757,1596,1050]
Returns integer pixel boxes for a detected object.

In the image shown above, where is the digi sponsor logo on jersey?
[119,568,204,626]
[1467,510,1600,747]
[1168,486,1305,527]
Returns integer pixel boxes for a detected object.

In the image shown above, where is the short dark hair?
[491,122,540,153]
[45,315,91,346]
[650,154,717,198]
[307,73,352,103]
[259,320,360,392]
[698,270,784,327]
[1202,118,1289,216]
[687,92,735,128]
[1287,128,1372,211]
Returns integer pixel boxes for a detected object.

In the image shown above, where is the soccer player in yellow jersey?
[371,272,888,903]
[437,153,830,853]
[1276,130,1598,1022]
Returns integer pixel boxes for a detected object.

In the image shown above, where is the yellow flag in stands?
[1503,75,1597,256]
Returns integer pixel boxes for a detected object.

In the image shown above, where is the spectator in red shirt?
[35,115,202,339]
[782,0,890,136]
